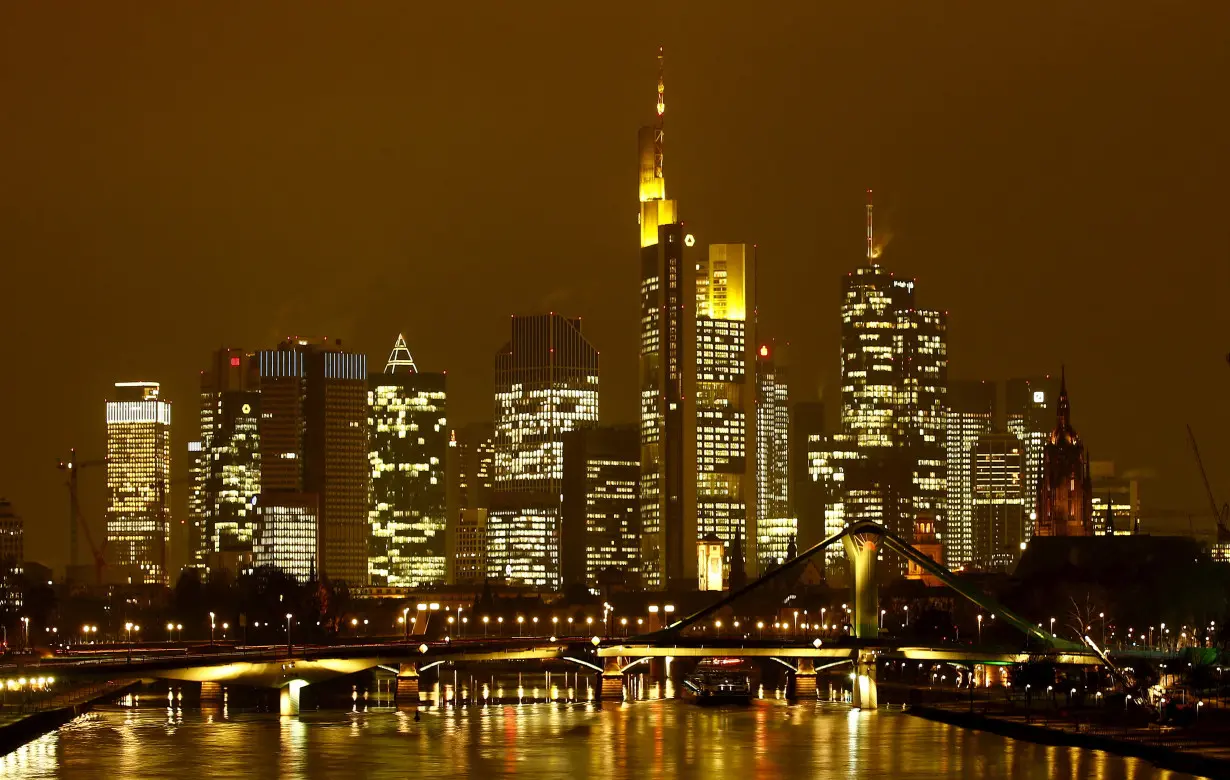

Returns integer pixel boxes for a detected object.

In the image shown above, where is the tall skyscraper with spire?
[639,48,695,589]
[367,334,448,586]
[818,191,948,570]
[1035,369,1093,537]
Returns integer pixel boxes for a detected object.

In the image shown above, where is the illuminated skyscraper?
[368,334,448,586]
[1035,371,1093,537]
[972,432,1025,570]
[561,425,641,589]
[105,381,171,584]
[831,192,948,568]
[1006,375,1057,540]
[695,242,758,578]
[0,498,23,612]
[756,341,790,567]
[489,314,599,589]
[256,338,368,583]
[190,348,260,573]
[638,50,690,591]
[945,380,995,567]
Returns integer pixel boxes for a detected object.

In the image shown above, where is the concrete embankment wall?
[909,705,1228,779]
[0,683,138,757]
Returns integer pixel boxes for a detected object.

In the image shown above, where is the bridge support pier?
[851,651,878,710]
[396,663,420,709]
[280,680,307,716]
[200,681,224,704]
[599,658,624,701]
[789,658,817,701]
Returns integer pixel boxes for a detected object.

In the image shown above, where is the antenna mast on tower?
[866,188,875,260]
[654,46,665,182]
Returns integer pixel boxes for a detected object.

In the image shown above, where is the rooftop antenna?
[654,46,665,182]
[866,188,875,261]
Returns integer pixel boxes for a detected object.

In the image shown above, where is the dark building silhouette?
[1035,370,1092,537]
[560,425,640,590]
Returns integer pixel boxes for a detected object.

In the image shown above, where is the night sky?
[3,3,1228,571]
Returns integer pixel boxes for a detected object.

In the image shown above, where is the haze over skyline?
[3,2,1228,570]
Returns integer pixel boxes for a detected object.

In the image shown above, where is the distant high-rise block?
[972,432,1026,570]
[368,334,448,587]
[253,493,318,581]
[256,338,368,583]
[105,381,171,585]
[756,340,791,568]
[489,314,599,589]
[1005,375,1057,539]
[446,422,494,584]
[0,498,23,612]
[945,380,996,567]
[190,348,260,573]
[453,508,488,585]
[1035,371,1093,537]
[790,400,826,550]
[1090,461,1140,536]
[561,425,641,590]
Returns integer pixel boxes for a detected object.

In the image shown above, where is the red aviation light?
[759,345,769,358]
[230,357,241,367]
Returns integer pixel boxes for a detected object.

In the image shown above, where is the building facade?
[790,400,826,551]
[1090,461,1140,536]
[945,380,996,567]
[446,422,495,584]
[256,338,369,583]
[561,425,641,590]
[489,314,599,589]
[190,348,261,573]
[695,242,758,579]
[1006,375,1057,540]
[368,334,448,586]
[0,498,22,613]
[756,340,792,568]
[972,432,1026,570]
[105,381,172,585]
[1035,371,1093,537]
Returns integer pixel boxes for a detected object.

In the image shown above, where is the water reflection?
[4,700,1200,779]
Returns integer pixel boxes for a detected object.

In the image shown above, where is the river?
[0,700,1198,779]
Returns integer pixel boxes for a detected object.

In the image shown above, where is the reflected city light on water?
[4,697,1198,780]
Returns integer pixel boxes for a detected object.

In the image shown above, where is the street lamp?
[286,613,293,654]
[757,621,764,638]
[977,614,983,643]
[209,612,216,646]
[904,606,909,627]
[176,623,183,642]
[880,609,886,630]
[166,622,175,643]
[517,616,525,637]
[403,607,410,642]
[482,615,490,636]
[1049,617,1055,637]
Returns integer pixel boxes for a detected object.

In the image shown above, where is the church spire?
[384,333,418,375]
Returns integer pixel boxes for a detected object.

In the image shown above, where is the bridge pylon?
[843,530,879,641]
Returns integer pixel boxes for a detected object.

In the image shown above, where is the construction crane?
[57,449,105,573]
[1185,424,1230,549]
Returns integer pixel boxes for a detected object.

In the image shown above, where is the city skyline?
[4,4,1229,571]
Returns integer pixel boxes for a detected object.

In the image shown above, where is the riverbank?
[910,703,1230,778]
[0,680,138,757]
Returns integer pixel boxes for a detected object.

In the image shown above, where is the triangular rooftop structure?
[384,333,418,375]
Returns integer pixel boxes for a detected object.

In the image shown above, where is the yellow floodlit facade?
[105,381,171,585]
